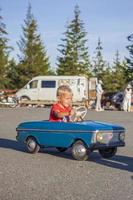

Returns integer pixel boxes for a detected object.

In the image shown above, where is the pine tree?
[92,38,106,80]
[101,64,113,92]
[121,59,130,84]
[111,50,127,91]
[126,34,133,81]
[17,4,51,87]
[57,5,91,77]
[0,9,11,89]
[7,59,20,89]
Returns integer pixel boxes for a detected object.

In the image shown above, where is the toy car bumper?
[90,141,125,150]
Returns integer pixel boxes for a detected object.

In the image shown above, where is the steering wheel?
[72,106,87,122]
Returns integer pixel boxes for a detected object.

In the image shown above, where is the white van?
[16,76,89,103]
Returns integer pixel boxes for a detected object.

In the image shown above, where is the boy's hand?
[70,108,75,116]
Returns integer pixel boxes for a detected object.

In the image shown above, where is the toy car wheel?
[71,140,89,161]
[26,137,40,154]
[99,147,117,158]
[56,147,67,152]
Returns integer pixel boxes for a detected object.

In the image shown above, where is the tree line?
[0,4,133,92]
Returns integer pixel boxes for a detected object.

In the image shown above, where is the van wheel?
[71,140,89,161]
[56,147,67,152]
[20,96,30,101]
[26,137,40,154]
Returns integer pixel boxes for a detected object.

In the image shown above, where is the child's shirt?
[49,103,72,122]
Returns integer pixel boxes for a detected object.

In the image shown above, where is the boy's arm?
[53,111,70,119]
[53,108,75,119]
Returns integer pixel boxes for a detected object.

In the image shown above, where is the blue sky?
[1,0,133,69]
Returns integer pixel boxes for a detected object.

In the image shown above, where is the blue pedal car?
[16,108,125,161]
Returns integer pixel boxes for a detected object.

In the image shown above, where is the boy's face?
[58,92,73,107]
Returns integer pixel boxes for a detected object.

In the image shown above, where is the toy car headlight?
[96,132,113,143]
[96,132,103,142]
[119,132,125,141]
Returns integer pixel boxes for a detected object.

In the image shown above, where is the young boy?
[49,85,74,122]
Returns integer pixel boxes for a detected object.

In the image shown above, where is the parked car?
[101,92,117,109]
[111,92,124,110]
[102,91,133,110]
[16,107,125,161]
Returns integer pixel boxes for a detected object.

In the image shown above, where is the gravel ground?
[0,108,133,200]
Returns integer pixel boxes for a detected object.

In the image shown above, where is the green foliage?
[102,51,127,92]
[6,59,20,89]
[101,66,114,92]
[0,5,131,92]
[126,34,133,81]
[0,10,11,89]
[92,38,106,80]
[57,5,91,77]
[17,4,51,87]
[111,51,127,91]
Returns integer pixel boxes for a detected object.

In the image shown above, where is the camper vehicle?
[16,76,89,104]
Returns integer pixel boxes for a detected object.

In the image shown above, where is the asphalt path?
[0,108,133,200]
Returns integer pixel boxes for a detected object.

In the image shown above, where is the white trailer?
[16,76,89,104]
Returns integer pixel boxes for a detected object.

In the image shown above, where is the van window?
[29,80,38,89]
[41,80,56,88]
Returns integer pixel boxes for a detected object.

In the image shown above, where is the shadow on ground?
[0,138,26,152]
[45,149,133,173]
[88,152,133,173]
[0,138,133,173]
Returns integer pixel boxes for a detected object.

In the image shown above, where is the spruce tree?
[101,63,113,92]
[57,5,91,77]
[7,59,20,89]
[0,9,10,89]
[112,50,127,91]
[17,4,51,87]
[92,38,106,80]
[126,34,133,81]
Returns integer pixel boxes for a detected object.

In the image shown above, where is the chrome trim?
[91,129,125,143]
[16,128,125,134]
[17,128,91,133]
[73,144,87,157]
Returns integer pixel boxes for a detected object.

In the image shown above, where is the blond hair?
[56,85,72,97]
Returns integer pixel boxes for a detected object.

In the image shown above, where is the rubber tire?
[20,96,30,101]
[26,137,40,154]
[99,147,117,158]
[71,140,89,161]
[105,101,111,108]
[56,147,67,152]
